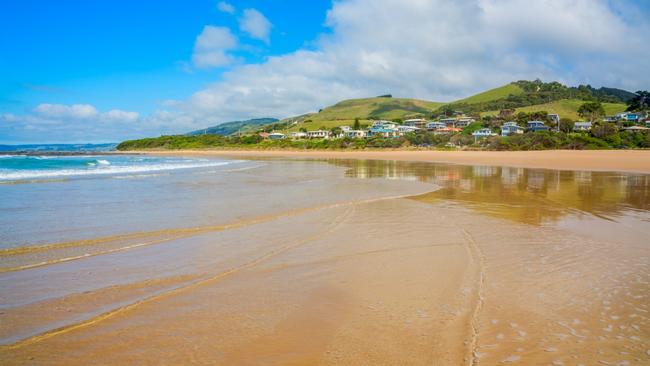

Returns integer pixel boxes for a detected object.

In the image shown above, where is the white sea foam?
[0,161,234,181]
[96,159,110,165]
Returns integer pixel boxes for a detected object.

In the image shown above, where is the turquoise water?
[0,154,233,181]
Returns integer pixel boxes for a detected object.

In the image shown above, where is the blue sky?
[1,0,649,143]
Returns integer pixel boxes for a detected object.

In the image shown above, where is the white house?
[340,126,351,132]
[440,117,457,127]
[397,125,420,134]
[455,117,475,128]
[426,121,447,130]
[573,121,592,131]
[472,128,496,138]
[306,130,329,138]
[547,113,560,124]
[290,132,307,139]
[403,118,428,128]
[501,122,524,136]
[345,130,367,139]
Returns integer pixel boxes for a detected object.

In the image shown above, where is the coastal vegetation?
[117,126,650,151]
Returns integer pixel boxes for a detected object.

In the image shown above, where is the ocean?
[0,154,234,182]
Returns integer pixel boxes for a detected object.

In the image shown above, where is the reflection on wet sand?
[1,158,649,365]
[330,159,650,226]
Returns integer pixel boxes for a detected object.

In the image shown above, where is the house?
[258,132,270,139]
[440,117,457,127]
[501,122,524,136]
[603,116,618,123]
[527,120,549,132]
[403,118,428,128]
[268,132,286,140]
[372,120,397,129]
[472,128,496,138]
[455,117,475,128]
[573,121,592,131]
[306,130,329,138]
[617,112,641,122]
[547,114,560,124]
[290,132,307,139]
[368,127,399,138]
[340,126,351,132]
[345,130,367,139]
[621,126,649,132]
[433,127,462,135]
[426,121,447,130]
[397,125,420,134]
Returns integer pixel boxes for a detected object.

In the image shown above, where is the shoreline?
[122,149,650,174]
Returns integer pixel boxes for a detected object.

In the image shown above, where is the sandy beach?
[1,155,649,365]
[129,149,650,174]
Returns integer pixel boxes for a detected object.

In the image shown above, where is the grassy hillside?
[187,118,278,136]
[273,97,444,133]
[481,99,627,120]
[453,83,524,105]
[315,97,444,121]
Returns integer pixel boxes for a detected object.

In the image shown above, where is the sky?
[1,0,649,144]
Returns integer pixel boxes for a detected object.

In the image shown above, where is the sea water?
[0,154,233,181]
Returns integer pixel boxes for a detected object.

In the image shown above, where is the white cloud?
[239,9,272,44]
[217,1,235,14]
[192,25,238,68]
[165,0,649,126]
[34,103,99,119]
[1,104,144,143]
[103,109,140,123]
[31,103,139,123]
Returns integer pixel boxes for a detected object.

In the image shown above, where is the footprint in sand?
[501,355,521,363]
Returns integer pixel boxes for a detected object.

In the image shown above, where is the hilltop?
[272,96,445,133]
[187,118,279,136]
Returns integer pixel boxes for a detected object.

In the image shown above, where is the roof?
[371,128,398,133]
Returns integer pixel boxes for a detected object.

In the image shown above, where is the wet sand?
[130,149,650,174]
[1,158,649,365]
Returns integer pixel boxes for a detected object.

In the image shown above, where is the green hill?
[316,97,444,120]
[453,83,524,105]
[481,99,627,120]
[187,118,279,136]
[276,96,444,132]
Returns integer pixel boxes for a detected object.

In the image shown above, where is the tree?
[578,102,605,122]
[591,122,617,139]
[299,127,307,133]
[626,91,650,112]
[353,118,361,130]
[330,127,342,137]
[559,118,575,133]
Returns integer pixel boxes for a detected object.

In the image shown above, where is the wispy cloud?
[217,1,235,14]
[191,25,238,68]
[239,8,272,44]
[1,104,142,143]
